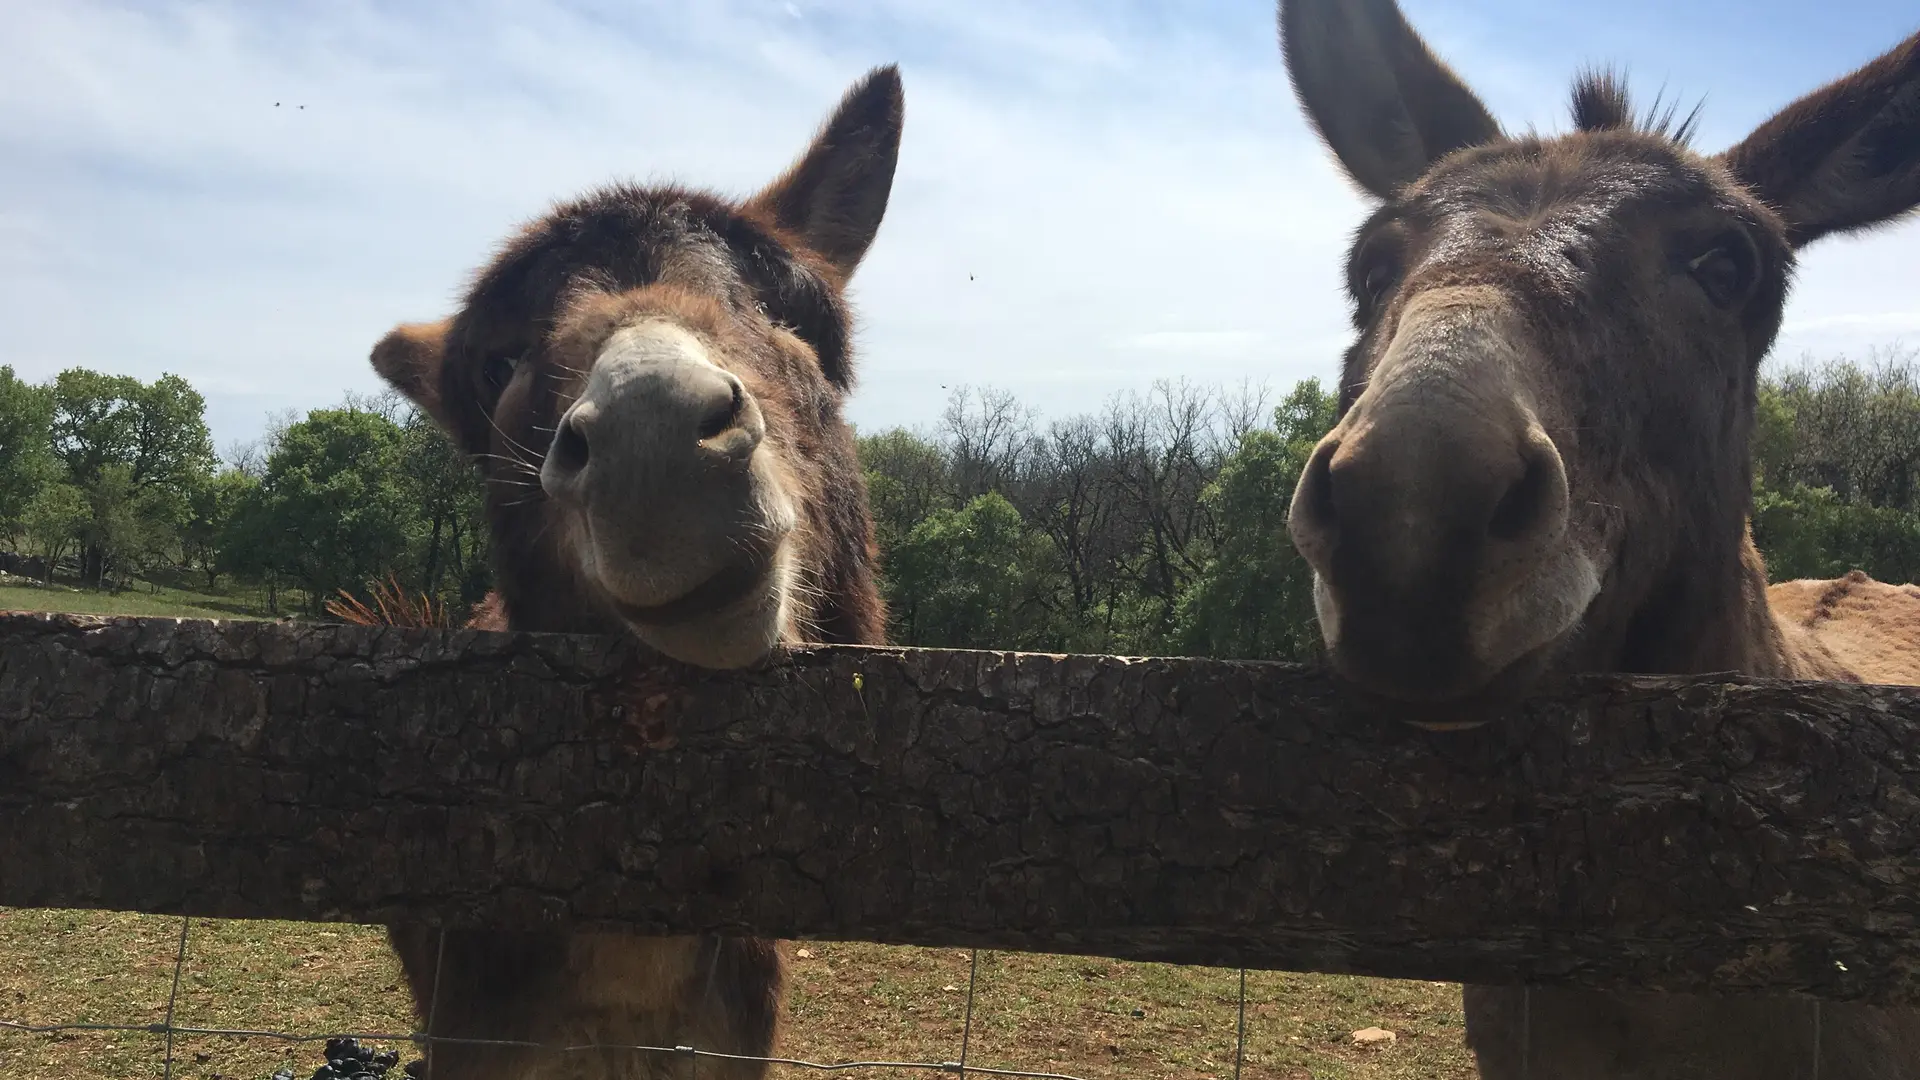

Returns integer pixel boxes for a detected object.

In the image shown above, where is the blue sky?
[2,0,1917,456]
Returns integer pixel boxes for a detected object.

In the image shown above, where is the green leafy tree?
[1752,482,1920,585]
[885,492,1060,650]
[182,468,259,590]
[20,482,90,581]
[397,411,491,611]
[81,464,157,586]
[0,366,57,550]
[49,369,215,584]
[1751,357,1920,585]
[1175,379,1338,662]
[226,407,415,613]
[858,428,954,555]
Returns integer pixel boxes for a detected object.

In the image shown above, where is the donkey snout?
[541,323,765,504]
[1288,378,1578,700]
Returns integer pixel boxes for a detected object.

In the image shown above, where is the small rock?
[1351,1026,1397,1047]
[943,984,961,992]
[794,948,814,959]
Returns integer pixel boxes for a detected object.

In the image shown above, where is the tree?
[1175,379,1338,662]
[78,464,179,588]
[1096,381,1222,649]
[0,366,56,551]
[1751,482,1920,585]
[20,482,89,582]
[940,385,1034,502]
[1752,352,1920,585]
[1762,349,1920,511]
[48,369,215,585]
[1012,415,1127,650]
[397,411,490,611]
[226,408,416,613]
[884,492,1061,650]
[858,427,954,560]
[181,469,258,590]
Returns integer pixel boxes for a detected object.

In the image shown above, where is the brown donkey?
[1276,1,1920,1076]
[364,67,902,1079]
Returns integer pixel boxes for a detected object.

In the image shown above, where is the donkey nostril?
[698,377,746,441]
[1300,441,1339,527]
[1488,452,1551,541]
[551,417,590,475]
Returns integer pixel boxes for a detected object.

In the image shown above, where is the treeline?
[1751,351,1920,584]
[859,348,1920,660]
[0,367,488,614]
[861,379,1335,660]
[1,352,1916,654]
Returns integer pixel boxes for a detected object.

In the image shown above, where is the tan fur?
[1769,570,1920,685]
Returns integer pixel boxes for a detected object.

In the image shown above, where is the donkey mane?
[1569,69,1705,145]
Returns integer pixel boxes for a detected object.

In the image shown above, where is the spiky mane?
[1570,68,1704,145]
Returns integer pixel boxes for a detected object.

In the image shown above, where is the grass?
[0,590,1479,1080]
[0,571,279,622]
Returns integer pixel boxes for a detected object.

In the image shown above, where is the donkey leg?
[387,924,570,1079]
[1463,984,1904,1080]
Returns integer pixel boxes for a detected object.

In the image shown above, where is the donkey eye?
[483,354,522,389]
[1353,256,1403,317]
[1684,234,1756,308]
[1362,263,1397,303]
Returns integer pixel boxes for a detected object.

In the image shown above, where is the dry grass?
[0,911,1474,1080]
[0,591,1478,1080]
[781,942,1473,1080]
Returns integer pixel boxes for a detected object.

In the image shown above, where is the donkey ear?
[1278,0,1502,199]
[370,319,453,427]
[1719,32,1920,248]
[747,65,904,277]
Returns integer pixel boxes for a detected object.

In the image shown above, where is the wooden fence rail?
[3,611,1920,1004]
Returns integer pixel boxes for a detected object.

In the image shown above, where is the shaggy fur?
[1277,0,1920,1074]
[362,67,904,1079]
[1769,570,1920,684]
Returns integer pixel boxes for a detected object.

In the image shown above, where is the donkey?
[1275,1,1920,1076]
[363,66,903,1079]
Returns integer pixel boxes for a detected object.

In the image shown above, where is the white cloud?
[0,0,1914,454]
[0,0,1368,447]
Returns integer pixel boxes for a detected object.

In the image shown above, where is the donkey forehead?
[507,219,742,312]
[457,225,750,355]
[1402,138,1740,236]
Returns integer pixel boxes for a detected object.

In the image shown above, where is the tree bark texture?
[3,611,1920,1003]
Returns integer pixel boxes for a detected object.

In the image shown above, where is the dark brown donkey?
[1276,1,1920,1076]
[363,67,902,1079]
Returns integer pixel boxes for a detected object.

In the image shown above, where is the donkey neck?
[1609,523,1850,682]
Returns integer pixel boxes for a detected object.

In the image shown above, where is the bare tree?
[941,385,1036,501]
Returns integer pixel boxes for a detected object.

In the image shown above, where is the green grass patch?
[0,576,278,621]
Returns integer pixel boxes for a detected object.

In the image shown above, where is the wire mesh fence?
[0,908,1475,1080]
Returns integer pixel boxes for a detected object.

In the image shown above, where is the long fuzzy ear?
[1278,0,1501,199]
[746,65,905,277]
[1719,31,1920,248]
[369,319,452,425]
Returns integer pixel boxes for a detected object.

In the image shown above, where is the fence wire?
[0,916,1260,1080]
